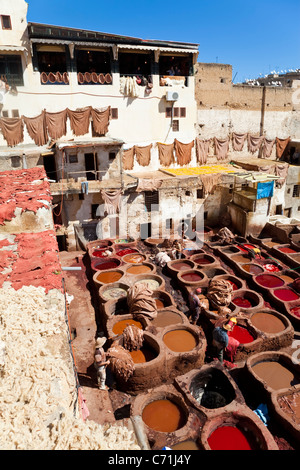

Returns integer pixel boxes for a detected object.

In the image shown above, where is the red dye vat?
[239,244,256,252]
[94,261,119,271]
[228,325,254,344]
[264,263,280,272]
[274,288,299,302]
[227,280,238,290]
[208,425,255,450]
[116,248,138,257]
[181,272,203,282]
[233,297,252,308]
[278,247,297,254]
[255,274,284,289]
[194,257,213,265]
[290,306,300,318]
[93,249,111,258]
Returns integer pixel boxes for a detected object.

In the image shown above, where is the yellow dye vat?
[164,165,235,176]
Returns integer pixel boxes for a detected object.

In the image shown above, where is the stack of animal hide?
[127,283,157,318]
[106,343,134,382]
[207,279,233,307]
[122,325,144,351]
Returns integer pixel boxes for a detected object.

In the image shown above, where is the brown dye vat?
[193,254,215,265]
[241,264,264,274]
[96,270,123,284]
[232,254,251,263]
[163,329,197,352]
[171,261,193,270]
[112,319,143,335]
[181,272,203,282]
[130,346,157,364]
[171,440,200,450]
[151,309,184,328]
[279,274,296,284]
[142,399,186,433]
[250,312,286,334]
[126,264,152,275]
[252,361,300,390]
[155,299,164,309]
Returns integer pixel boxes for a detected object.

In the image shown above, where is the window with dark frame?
[145,191,159,212]
[165,107,186,118]
[0,54,23,86]
[1,15,11,30]
[109,152,116,161]
[111,108,118,119]
[293,185,300,197]
[68,154,78,164]
[172,120,179,132]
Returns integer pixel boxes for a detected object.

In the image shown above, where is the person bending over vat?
[188,288,209,325]
[94,337,110,390]
[212,317,238,362]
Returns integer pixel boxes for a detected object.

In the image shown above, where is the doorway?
[84,152,97,180]
[140,222,151,240]
[43,154,57,180]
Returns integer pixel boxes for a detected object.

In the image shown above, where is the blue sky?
[26,0,300,83]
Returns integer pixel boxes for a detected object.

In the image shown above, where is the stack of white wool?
[0,285,140,450]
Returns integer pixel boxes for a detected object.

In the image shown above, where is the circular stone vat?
[255,273,285,289]
[171,440,201,450]
[125,262,155,275]
[144,237,166,247]
[152,290,174,310]
[240,263,264,275]
[122,252,147,264]
[247,352,300,392]
[91,257,121,272]
[250,311,287,334]
[133,274,165,291]
[112,317,144,336]
[92,247,114,258]
[228,324,255,344]
[177,269,205,286]
[191,253,216,266]
[231,290,262,310]
[94,269,124,286]
[115,247,139,258]
[114,237,135,246]
[167,259,196,276]
[273,287,299,302]
[189,367,236,410]
[163,328,197,352]
[129,337,158,364]
[207,423,261,450]
[231,253,253,264]
[277,246,298,254]
[263,261,282,273]
[289,305,300,319]
[99,282,129,302]
[142,398,187,433]
[103,297,129,319]
[278,271,299,284]
[150,308,186,329]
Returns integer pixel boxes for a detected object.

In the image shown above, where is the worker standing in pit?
[188,288,208,325]
[94,337,110,390]
[212,317,237,362]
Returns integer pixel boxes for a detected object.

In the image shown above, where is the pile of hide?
[107,343,134,382]
[122,325,144,351]
[127,283,157,319]
[207,279,233,307]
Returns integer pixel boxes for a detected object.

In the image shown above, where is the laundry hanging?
[232,133,247,152]
[262,138,275,158]
[276,137,290,159]
[45,109,68,140]
[200,173,221,196]
[135,144,152,167]
[122,146,135,170]
[100,189,122,214]
[91,106,111,135]
[157,142,175,167]
[136,178,163,192]
[67,107,91,136]
[247,134,264,154]
[195,138,211,164]
[275,163,289,188]
[174,139,194,166]
[0,117,24,147]
[214,137,229,160]
[256,180,274,199]
[23,111,48,147]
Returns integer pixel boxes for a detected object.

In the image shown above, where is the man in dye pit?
[94,337,110,390]
[212,317,237,362]
[188,288,209,325]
